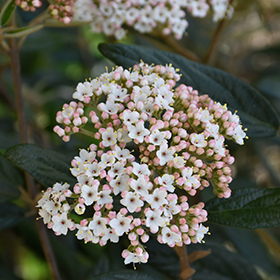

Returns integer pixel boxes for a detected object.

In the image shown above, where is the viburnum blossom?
[71,0,233,39]
[38,61,247,266]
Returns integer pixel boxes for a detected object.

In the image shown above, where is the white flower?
[43,200,60,215]
[73,82,93,101]
[113,146,134,162]
[228,111,240,124]
[130,176,152,197]
[102,127,118,147]
[195,224,209,243]
[214,136,225,156]
[52,213,73,235]
[108,162,125,178]
[149,129,167,146]
[84,162,102,177]
[132,86,151,103]
[120,191,144,213]
[76,225,94,241]
[146,188,168,210]
[190,133,207,148]
[122,110,139,125]
[132,162,151,177]
[89,215,107,236]
[128,121,150,142]
[156,143,175,166]
[124,251,149,265]
[99,99,120,114]
[182,167,201,189]
[205,123,219,139]
[173,156,185,169]
[110,174,130,195]
[189,0,209,18]
[108,86,128,102]
[123,69,139,82]
[97,190,113,207]
[145,209,165,233]
[75,149,96,164]
[81,183,99,206]
[38,209,51,224]
[100,152,115,168]
[200,109,213,123]
[161,227,182,246]
[163,196,181,218]
[117,128,132,143]
[233,125,246,145]
[109,212,131,236]
[158,174,175,192]
[101,228,119,243]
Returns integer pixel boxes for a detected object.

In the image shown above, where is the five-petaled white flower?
[161,227,182,246]
[109,212,131,236]
[128,121,150,143]
[120,191,144,213]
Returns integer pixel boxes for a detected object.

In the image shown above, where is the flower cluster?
[48,0,76,25]
[38,62,246,266]
[15,0,42,12]
[72,0,233,39]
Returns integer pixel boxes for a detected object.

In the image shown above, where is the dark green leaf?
[221,227,280,275]
[0,153,22,202]
[90,270,162,280]
[4,144,76,189]
[0,153,23,186]
[0,179,20,203]
[98,43,280,138]
[0,0,15,27]
[205,188,280,228]
[0,203,25,231]
[190,242,262,280]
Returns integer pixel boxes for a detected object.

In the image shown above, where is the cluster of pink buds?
[54,101,88,142]
[15,0,42,12]
[71,0,232,40]
[48,0,76,25]
[38,61,246,266]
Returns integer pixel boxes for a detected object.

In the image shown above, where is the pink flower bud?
[101,111,109,119]
[128,232,137,241]
[180,224,189,232]
[63,118,71,125]
[131,240,139,246]
[62,135,70,142]
[141,234,150,243]
[120,208,128,215]
[72,126,79,133]
[94,204,101,211]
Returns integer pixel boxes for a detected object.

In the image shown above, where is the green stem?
[80,127,97,138]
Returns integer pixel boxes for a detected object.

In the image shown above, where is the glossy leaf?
[5,144,76,188]
[98,43,280,138]
[4,25,43,38]
[0,203,24,231]
[0,153,22,202]
[205,188,280,228]
[190,242,262,280]
[0,0,15,27]
[0,179,20,203]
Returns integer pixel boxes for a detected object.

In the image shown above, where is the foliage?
[1,0,280,279]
